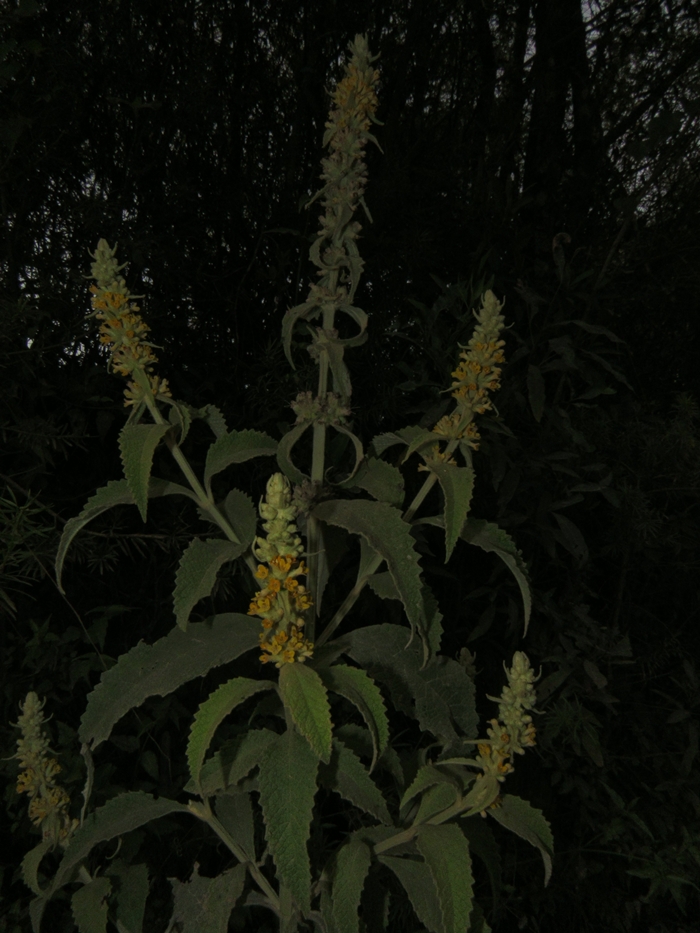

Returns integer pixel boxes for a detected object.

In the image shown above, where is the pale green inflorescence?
[13,692,78,848]
[88,239,171,408]
[475,651,539,805]
[433,289,507,450]
[248,474,314,667]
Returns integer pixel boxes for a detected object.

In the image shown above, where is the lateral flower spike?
[87,239,172,409]
[248,473,314,667]
[433,289,506,450]
[474,651,539,811]
[12,693,78,848]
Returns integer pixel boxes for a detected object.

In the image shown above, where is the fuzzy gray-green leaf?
[204,429,277,489]
[487,794,554,885]
[170,863,246,933]
[173,538,245,630]
[319,739,392,824]
[118,423,171,522]
[416,823,474,933]
[427,460,474,562]
[332,835,372,933]
[379,855,443,933]
[319,665,389,770]
[278,663,332,763]
[71,875,111,933]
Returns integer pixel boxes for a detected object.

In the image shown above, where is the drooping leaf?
[276,422,312,484]
[345,457,404,508]
[427,460,474,562]
[366,571,399,602]
[414,781,460,824]
[165,398,193,444]
[170,864,246,933]
[80,614,260,750]
[461,817,502,905]
[187,677,274,790]
[118,423,171,521]
[105,860,149,933]
[278,663,332,763]
[416,823,474,933]
[379,855,443,933]
[21,840,51,896]
[488,794,554,886]
[319,739,392,824]
[222,489,257,548]
[334,724,405,790]
[526,364,546,422]
[331,834,372,933]
[319,665,389,771]
[257,728,319,913]
[460,519,531,635]
[215,791,256,860]
[55,478,197,592]
[400,764,458,811]
[173,538,245,630]
[184,728,278,797]
[71,875,112,933]
[313,500,426,651]
[197,403,229,438]
[203,429,277,490]
[31,792,190,931]
[411,656,478,748]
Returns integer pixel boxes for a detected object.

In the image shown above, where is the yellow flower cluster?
[248,474,314,667]
[475,652,538,801]
[13,693,77,848]
[329,58,380,136]
[433,290,506,449]
[88,240,171,408]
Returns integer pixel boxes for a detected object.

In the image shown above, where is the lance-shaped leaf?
[369,424,426,458]
[222,488,257,548]
[343,456,405,508]
[105,860,149,933]
[379,855,443,933]
[21,840,52,897]
[487,794,554,886]
[416,823,474,933]
[319,665,389,771]
[196,403,229,438]
[184,728,278,797]
[281,298,321,366]
[204,429,277,491]
[426,460,474,562]
[118,423,171,522]
[276,421,312,484]
[257,728,319,914]
[400,764,459,811]
[187,677,274,790]
[216,791,256,861]
[173,538,245,630]
[460,519,531,635]
[278,663,332,763]
[71,875,111,933]
[55,477,197,592]
[170,863,246,933]
[331,834,372,933]
[30,793,190,932]
[80,614,260,750]
[319,739,392,825]
[461,817,502,906]
[312,500,426,651]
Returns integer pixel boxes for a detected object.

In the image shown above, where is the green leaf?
[343,625,477,747]
[173,538,245,630]
[319,739,392,824]
[188,677,274,789]
[400,764,458,811]
[345,457,404,507]
[366,571,399,602]
[552,512,589,565]
[276,422,311,484]
[379,855,443,933]
[461,817,502,905]
[79,614,260,750]
[488,794,554,886]
[331,835,372,933]
[105,860,149,933]
[71,876,112,933]
[281,298,320,366]
[215,791,256,860]
[184,728,278,797]
[414,782,460,824]
[170,863,246,933]
[222,489,257,548]
[196,403,229,438]
[460,519,531,635]
[32,793,190,931]
[278,663,332,763]
[319,665,389,771]
[165,398,193,444]
[258,728,319,913]
[526,365,546,422]
[312,500,426,653]
[204,429,277,490]
[55,478,197,592]
[416,823,474,933]
[21,840,51,896]
[118,423,171,521]
[427,461,474,562]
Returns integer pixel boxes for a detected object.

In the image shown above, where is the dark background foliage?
[1,0,699,931]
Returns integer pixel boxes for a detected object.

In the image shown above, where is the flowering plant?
[13,35,551,933]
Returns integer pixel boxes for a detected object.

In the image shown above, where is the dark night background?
[1,1,699,931]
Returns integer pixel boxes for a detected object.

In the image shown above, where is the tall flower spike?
[433,290,506,449]
[87,239,172,410]
[248,474,314,667]
[13,693,78,848]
